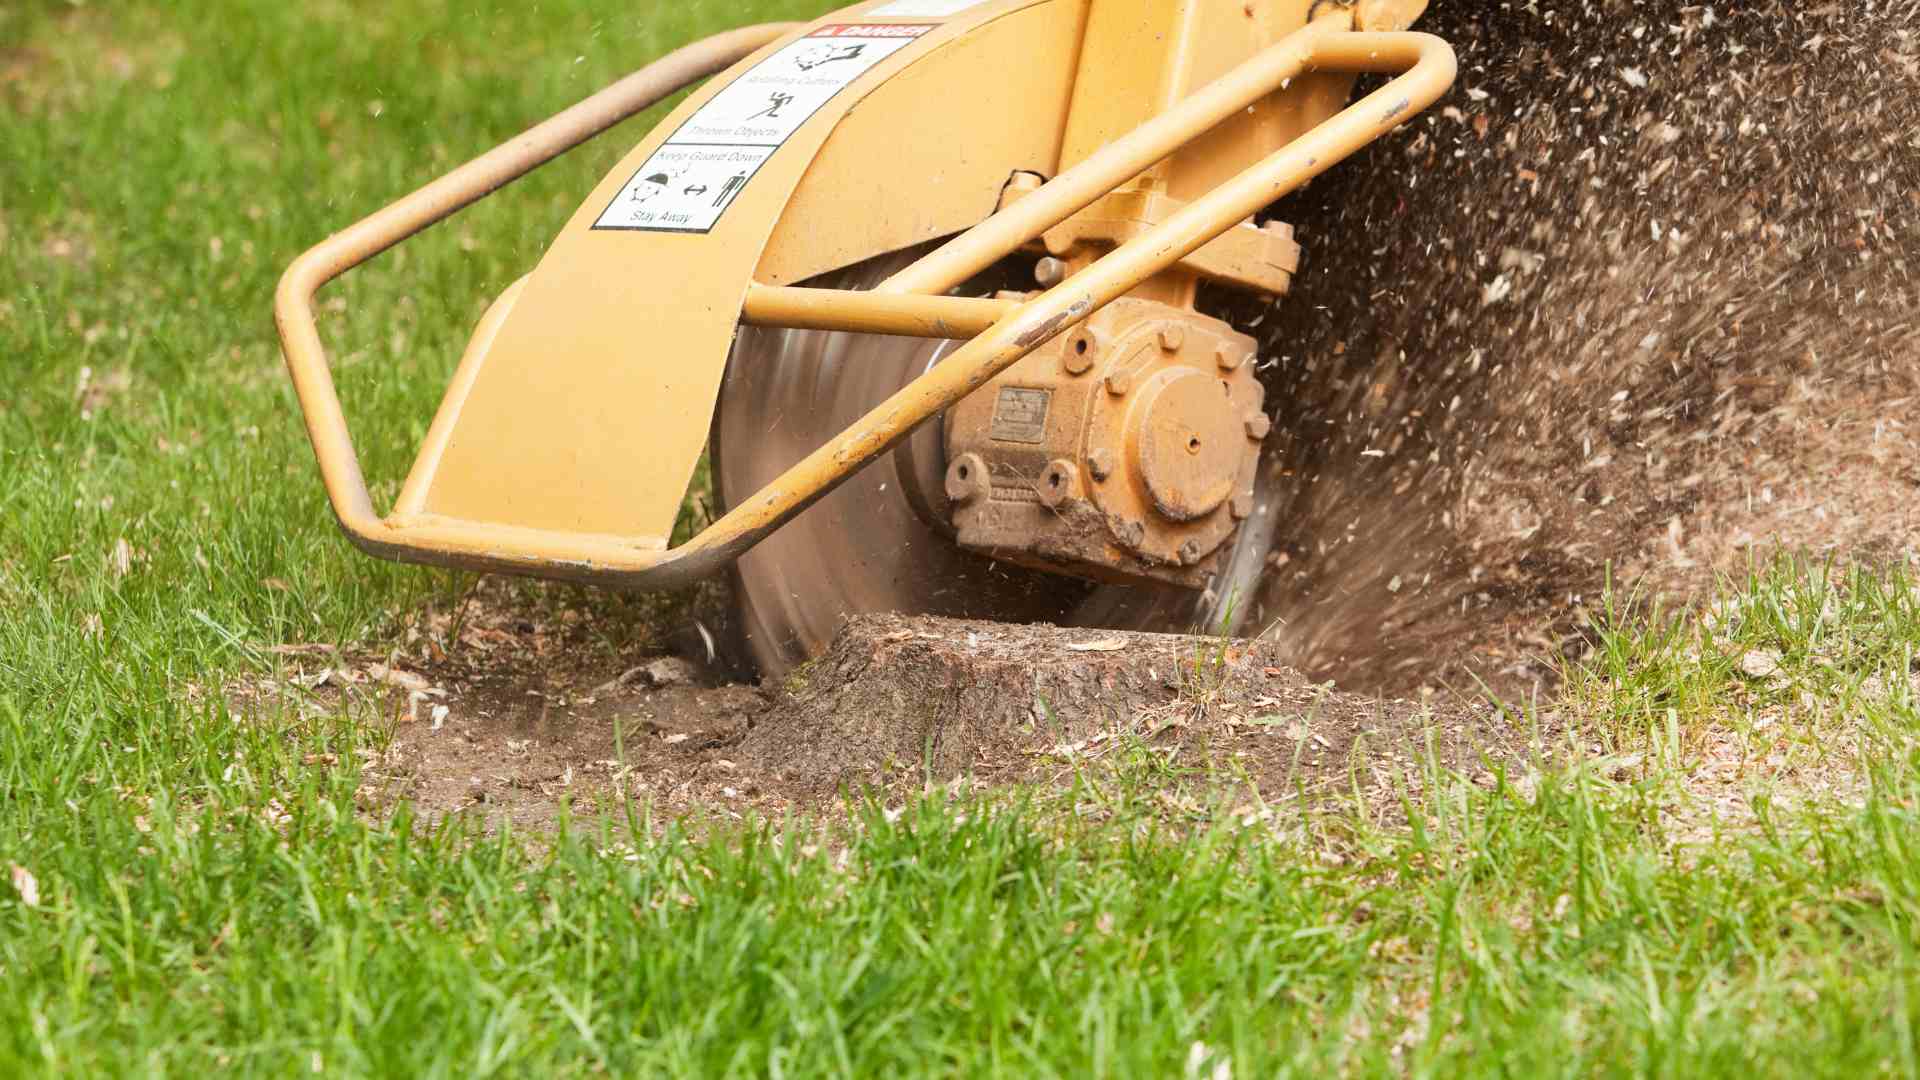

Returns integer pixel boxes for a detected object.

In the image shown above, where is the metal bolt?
[1105,368,1132,396]
[998,170,1045,210]
[1121,520,1148,548]
[1087,448,1115,481]
[1216,343,1247,371]
[1244,413,1272,441]
[1179,539,1205,565]
[1033,256,1067,288]
[1229,492,1254,520]
[1157,324,1185,352]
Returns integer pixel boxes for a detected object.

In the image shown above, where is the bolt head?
[1087,448,1115,481]
[1033,256,1067,288]
[998,170,1045,209]
[1157,325,1185,352]
[1245,413,1272,441]
[1216,344,1248,371]
[1230,492,1254,520]
[1178,539,1205,565]
[1105,369,1131,396]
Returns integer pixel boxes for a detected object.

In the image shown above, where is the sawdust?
[1219,0,1920,699]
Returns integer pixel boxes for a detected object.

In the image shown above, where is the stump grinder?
[276,0,1455,676]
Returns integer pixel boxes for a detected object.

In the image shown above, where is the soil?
[241,584,795,832]
[247,592,1546,832]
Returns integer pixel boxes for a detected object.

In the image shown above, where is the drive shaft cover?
[943,297,1266,589]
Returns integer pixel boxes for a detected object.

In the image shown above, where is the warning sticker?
[593,25,931,234]
[596,145,779,233]
[868,0,991,16]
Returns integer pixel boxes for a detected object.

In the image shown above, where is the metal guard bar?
[276,21,1456,589]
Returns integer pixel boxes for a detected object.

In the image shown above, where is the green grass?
[6,2,1920,1074]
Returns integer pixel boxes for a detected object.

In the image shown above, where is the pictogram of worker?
[745,91,795,120]
[628,172,672,204]
[712,170,749,207]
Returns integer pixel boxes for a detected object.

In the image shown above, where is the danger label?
[594,25,931,234]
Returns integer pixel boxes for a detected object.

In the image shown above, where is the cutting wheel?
[712,247,1281,677]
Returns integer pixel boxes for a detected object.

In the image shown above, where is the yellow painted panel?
[758,0,1088,285]
[416,7,1031,544]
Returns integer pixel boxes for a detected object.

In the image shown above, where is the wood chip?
[367,664,433,693]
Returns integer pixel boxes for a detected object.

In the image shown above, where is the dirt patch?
[230,579,793,831]
[360,676,780,833]
[1211,0,1920,700]
[238,601,1544,832]
[277,671,739,832]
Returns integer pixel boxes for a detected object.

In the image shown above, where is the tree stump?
[733,613,1519,792]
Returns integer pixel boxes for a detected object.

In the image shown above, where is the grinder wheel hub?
[945,297,1265,587]
[1133,370,1244,523]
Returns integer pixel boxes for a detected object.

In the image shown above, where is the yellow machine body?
[275,0,1453,589]
[405,2,1084,550]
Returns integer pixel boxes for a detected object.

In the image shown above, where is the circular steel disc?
[711,249,1273,677]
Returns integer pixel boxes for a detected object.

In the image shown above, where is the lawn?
[5,1,1920,1075]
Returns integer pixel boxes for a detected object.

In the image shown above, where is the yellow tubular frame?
[275,17,1456,589]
